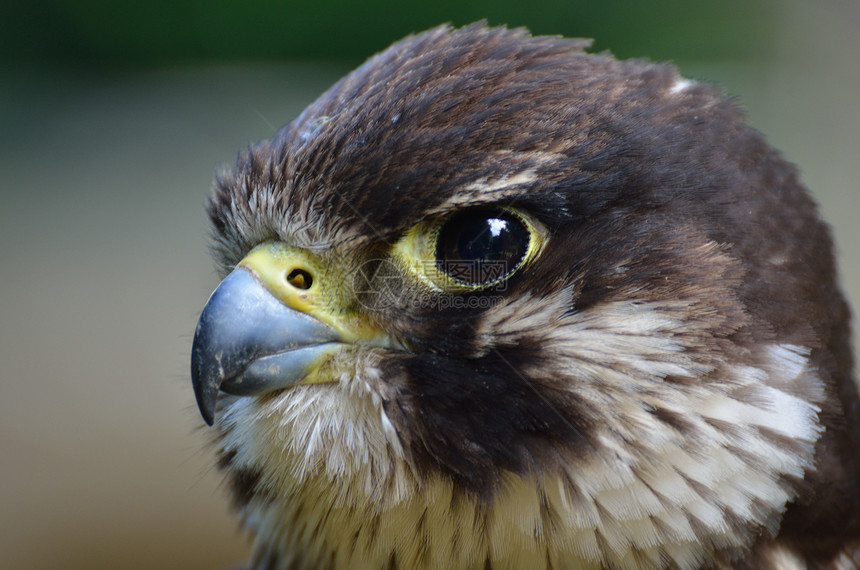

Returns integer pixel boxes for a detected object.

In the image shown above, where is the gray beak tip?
[190,268,341,426]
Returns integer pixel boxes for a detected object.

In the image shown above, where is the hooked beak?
[191,242,390,425]
[191,268,342,425]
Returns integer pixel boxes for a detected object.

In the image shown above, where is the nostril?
[286,268,313,290]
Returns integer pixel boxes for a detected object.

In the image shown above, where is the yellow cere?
[238,241,386,345]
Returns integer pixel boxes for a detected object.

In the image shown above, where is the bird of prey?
[191,23,860,569]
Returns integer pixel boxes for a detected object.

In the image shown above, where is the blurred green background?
[1,1,858,569]
[4,0,775,67]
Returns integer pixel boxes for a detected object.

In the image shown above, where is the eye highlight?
[391,206,546,292]
[435,208,530,286]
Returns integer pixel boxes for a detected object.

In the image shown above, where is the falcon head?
[191,24,860,569]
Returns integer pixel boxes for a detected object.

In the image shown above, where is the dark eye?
[435,208,530,286]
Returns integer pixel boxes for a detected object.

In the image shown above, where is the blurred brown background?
[1,0,858,568]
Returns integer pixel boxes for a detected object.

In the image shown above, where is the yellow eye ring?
[392,206,546,292]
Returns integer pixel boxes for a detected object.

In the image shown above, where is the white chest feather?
[216,304,823,569]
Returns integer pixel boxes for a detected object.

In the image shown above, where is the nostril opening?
[286,268,313,290]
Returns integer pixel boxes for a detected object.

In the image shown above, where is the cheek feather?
[476,295,825,564]
[213,295,825,569]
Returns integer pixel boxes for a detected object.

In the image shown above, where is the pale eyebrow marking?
[424,149,565,217]
[461,169,539,194]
